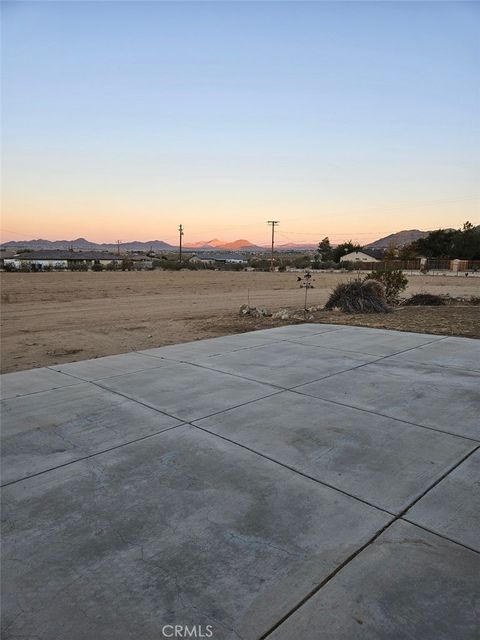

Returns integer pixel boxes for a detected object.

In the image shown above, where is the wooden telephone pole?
[267,221,279,272]
[178,224,184,263]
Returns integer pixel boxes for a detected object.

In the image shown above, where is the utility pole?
[267,221,279,272]
[116,240,121,256]
[178,224,184,263]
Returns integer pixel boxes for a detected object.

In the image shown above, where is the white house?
[190,254,247,266]
[340,251,379,263]
[4,250,123,271]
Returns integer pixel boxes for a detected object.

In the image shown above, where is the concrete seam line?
[136,339,279,361]
[400,518,480,555]
[0,422,186,488]
[280,335,448,359]
[46,363,169,384]
[258,443,480,639]
[257,517,397,640]
[189,421,394,516]
[162,354,386,391]
[398,444,480,518]
[91,379,283,424]
[286,334,452,391]
[289,387,480,444]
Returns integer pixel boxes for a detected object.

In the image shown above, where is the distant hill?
[222,239,261,250]
[276,243,318,250]
[366,230,430,249]
[184,238,224,249]
[1,237,175,252]
[184,238,264,251]
[206,238,226,248]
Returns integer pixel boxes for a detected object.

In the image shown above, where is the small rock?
[272,308,290,320]
[251,306,272,318]
[239,305,272,318]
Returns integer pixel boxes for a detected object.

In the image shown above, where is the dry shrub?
[403,293,446,306]
[325,279,391,314]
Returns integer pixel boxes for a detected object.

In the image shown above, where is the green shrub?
[292,255,312,269]
[70,262,89,271]
[159,260,182,270]
[364,269,408,304]
[91,263,105,272]
[3,262,17,272]
[315,261,338,270]
[248,258,271,270]
[121,259,134,271]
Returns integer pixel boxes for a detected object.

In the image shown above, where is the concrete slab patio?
[1,324,479,640]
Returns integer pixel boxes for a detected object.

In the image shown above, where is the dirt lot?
[1,270,479,373]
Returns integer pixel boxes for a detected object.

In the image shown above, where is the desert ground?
[1,270,479,373]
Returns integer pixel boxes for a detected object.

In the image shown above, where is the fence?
[342,259,480,274]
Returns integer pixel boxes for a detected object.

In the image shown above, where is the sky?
[1,0,479,246]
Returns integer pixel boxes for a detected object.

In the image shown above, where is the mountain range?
[1,230,433,253]
[0,238,176,252]
[1,237,307,252]
[183,238,263,250]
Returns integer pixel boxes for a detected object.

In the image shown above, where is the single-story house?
[190,254,248,266]
[0,250,18,267]
[127,255,154,269]
[340,251,380,263]
[4,251,123,271]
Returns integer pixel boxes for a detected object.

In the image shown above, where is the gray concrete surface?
[296,358,480,439]
[268,520,480,640]
[50,351,169,381]
[387,335,480,372]
[1,383,182,485]
[0,366,81,400]
[406,449,480,552]
[195,391,475,513]
[286,325,444,356]
[170,340,379,388]
[1,325,479,639]
[97,361,280,422]
[1,426,388,640]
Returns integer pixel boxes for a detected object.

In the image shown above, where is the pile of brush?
[402,293,446,306]
[325,279,391,314]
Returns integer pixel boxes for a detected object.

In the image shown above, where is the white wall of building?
[340,251,379,263]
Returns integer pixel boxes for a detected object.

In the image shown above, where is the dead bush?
[325,279,391,314]
[403,293,446,306]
